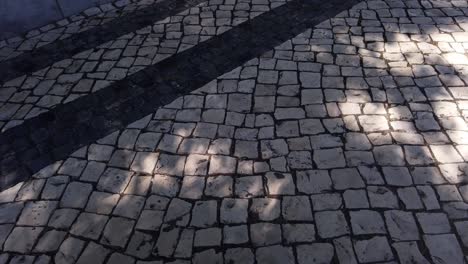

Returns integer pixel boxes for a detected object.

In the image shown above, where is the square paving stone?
[224,225,249,244]
[130,152,158,174]
[234,140,259,159]
[260,139,289,159]
[256,245,295,264]
[250,223,282,246]
[48,208,79,229]
[368,186,399,209]
[424,234,464,264]
[393,241,431,264]
[282,196,313,221]
[404,146,434,165]
[190,200,218,228]
[416,212,451,234]
[287,151,313,169]
[382,166,414,186]
[34,230,66,253]
[70,213,108,240]
[296,243,334,264]
[164,198,192,226]
[109,149,136,168]
[174,228,194,258]
[178,138,210,155]
[249,198,280,221]
[205,176,233,197]
[385,210,420,241]
[4,227,43,253]
[333,236,358,264]
[80,161,106,182]
[435,185,463,201]
[221,199,248,224]
[313,148,346,169]
[296,170,332,194]
[85,191,119,214]
[350,210,386,235]
[373,145,405,166]
[299,119,325,135]
[194,228,222,247]
[343,189,369,208]
[358,115,389,132]
[430,145,464,163]
[315,211,349,238]
[397,187,424,210]
[42,176,68,199]
[235,176,264,198]
[97,168,134,194]
[225,248,254,264]
[330,168,365,190]
[454,221,468,248]
[265,172,295,195]
[154,154,186,177]
[354,236,393,263]
[106,253,135,264]
[55,237,86,264]
[158,134,182,153]
[410,167,446,185]
[134,132,162,151]
[417,186,441,210]
[0,203,24,224]
[311,193,343,211]
[60,182,93,208]
[124,175,151,195]
[136,210,164,231]
[0,224,13,248]
[282,224,316,243]
[76,242,110,264]
[113,195,145,219]
[58,158,87,177]
[193,249,223,264]
[144,195,169,211]
[179,176,205,199]
[101,217,134,248]
[184,154,209,176]
[209,155,237,175]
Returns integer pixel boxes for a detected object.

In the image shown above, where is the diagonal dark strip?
[0,0,360,190]
[0,0,207,84]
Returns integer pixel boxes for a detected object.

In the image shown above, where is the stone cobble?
[0,0,158,61]
[0,0,289,132]
[0,0,468,263]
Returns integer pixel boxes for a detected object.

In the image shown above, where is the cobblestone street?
[0,0,468,263]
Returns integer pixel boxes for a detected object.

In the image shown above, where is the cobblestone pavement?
[0,0,167,61]
[0,0,468,263]
[0,0,152,62]
[0,0,288,131]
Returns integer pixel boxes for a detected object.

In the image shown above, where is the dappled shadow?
[1,0,468,263]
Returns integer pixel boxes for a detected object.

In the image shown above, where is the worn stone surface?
[1,0,468,262]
